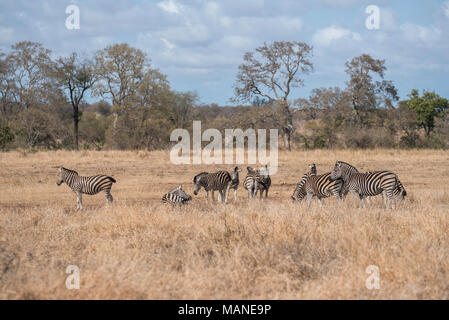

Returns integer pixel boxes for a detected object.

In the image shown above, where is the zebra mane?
[193,172,208,183]
[337,161,359,172]
[62,167,79,175]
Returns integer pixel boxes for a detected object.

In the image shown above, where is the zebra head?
[55,166,78,186]
[193,172,208,195]
[258,165,269,178]
[171,185,192,201]
[329,161,358,182]
[230,166,242,180]
[246,166,257,174]
[308,163,317,175]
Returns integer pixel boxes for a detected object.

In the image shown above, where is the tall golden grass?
[0,149,448,299]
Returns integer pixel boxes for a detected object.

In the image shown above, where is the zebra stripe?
[193,170,232,203]
[292,164,343,207]
[228,167,242,201]
[56,166,116,210]
[291,164,317,202]
[330,161,404,209]
[162,185,192,205]
[243,166,270,199]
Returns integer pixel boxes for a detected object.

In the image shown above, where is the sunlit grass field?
[0,149,448,299]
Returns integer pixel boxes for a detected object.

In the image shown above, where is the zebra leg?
[218,191,223,203]
[75,191,83,210]
[307,193,313,208]
[265,188,269,199]
[318,197,323,208]
[259,188,264,200]
[234,189,237,201]
[253,181,258,198]
[105,190,113,205]
[386,190,395,209]
[350,191,358,206]
[211,190,215,202]
[224,184,231,204]
[360,195,366,208]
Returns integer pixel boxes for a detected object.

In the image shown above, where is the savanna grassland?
[0,149,448,299]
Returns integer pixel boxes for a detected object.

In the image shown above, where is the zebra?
[162,185,192,205]
[193,170,232,203]
[329,161,404,209]
[291,163,317,202]
[292,163,343,207]
[258,165,271,199]
[243,166,269,199]
[361,171,407,205]
[228,166,242,201]
[55,166,116,210]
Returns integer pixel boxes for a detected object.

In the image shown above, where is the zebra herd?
[54,161,407,210]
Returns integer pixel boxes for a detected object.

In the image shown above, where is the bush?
[0,127,15,150]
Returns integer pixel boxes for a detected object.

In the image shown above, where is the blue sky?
[1,0,448,105]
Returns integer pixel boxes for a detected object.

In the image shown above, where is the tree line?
[0,40,448,151]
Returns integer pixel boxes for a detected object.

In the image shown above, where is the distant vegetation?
[0,41,448,151]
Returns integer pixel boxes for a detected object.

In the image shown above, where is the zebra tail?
[109,177,117,183]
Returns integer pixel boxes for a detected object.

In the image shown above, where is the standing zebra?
[329,161,404,209]
[162,185,192,205]
[362,171,407,205]
[291,163,317,202]
[228,167,242,201]
[292,163,343,207]
[193,170,232,203]
[243,166,270,199]
[258,165,271,199]
[55,166,116,210]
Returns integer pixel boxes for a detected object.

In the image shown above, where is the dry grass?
[0,149,448,299]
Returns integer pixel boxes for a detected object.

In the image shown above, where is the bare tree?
[233,41,313,150]
[93,43,147,107]
[345,54,398,126]
[7,41,53,111]
[52,53,96,150]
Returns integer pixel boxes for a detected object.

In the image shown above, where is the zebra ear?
[247,166,254,173]
[178,184,182,190]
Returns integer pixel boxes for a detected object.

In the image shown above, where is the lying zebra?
[330,161,406,209]
[243,165,271,199]
[292,163,343,207]
[162,185,192,205]
[55,166,116,210]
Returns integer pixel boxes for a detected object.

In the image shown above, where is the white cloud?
[161,38,175,50]
[157,0,181,14]
[444,1,449,19]
[312,25,362,47]
[400,23,442,43]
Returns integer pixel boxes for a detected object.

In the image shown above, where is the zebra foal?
[55,166,116,210]
[193,170,232,203]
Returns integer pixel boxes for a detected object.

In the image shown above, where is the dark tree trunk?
[74,105,79,150]
[281,100,293,151]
